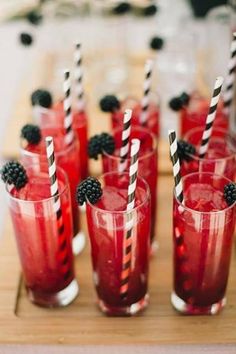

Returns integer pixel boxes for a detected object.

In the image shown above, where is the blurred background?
[0,0,235,233]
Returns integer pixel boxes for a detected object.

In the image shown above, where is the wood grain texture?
[0,176,235,345]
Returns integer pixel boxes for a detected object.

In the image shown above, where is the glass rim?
[6,164,70,204]
[183,127,236,162]
[102,126,157,161]
[19,135,78,158]
[116,91,160,110]
[174,171,236,215]
[86,171,151,214]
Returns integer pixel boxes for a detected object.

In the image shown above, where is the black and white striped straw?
[45,136,71,280]
[223,33,236,114]
[74,42,85,112]
[199,76,224,158]
[63,69,74,146]
[120,138,140,299]
[119,109,132,173]
[168,130,183,204]
[140,59,153,125]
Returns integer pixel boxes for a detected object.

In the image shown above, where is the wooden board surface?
[0,175,236,345]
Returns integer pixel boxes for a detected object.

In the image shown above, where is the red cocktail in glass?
[181,127,236,180]
[102,127,158,246]
[180,92,228,138]
[20,127,85,255]
[111,94,160,137]
[7,165,79,307]
[86,172,151,315]
[34,102,89,180]
[172,172,236,315]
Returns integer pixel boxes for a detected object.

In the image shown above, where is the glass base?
[171,292,226,315]
[27,279,79,308]
[98,293,149,316]
[73,231,86,255]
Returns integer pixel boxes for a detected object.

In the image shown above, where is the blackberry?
[141,4,157,16]
[88,133,115,160]
[224,183,236,206]
[26,10,43,25]
[76,177,102,205]
[112,2,131,15]
[1,161,28,190]
[150,36,164,50]
[177,140,196,162]
[179,92,190,106]
[21,124,41,145]
[19,32,33,46]
[169,92,190,111]
[99,95,120,113]
[169,97,182,111]
[31,89,52,108]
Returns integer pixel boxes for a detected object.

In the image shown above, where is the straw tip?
[131,138,141,149]
[216,76,224,85]
[125,108,132,116]
[145,58,154,69]
[63,69,70,78]
[45,136,53,143]
[168,129,176,136]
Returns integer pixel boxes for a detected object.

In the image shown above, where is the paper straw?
[168,130,184,204]
[120,138,140,299]
[223,33,236,114]
[74,42,85,112]
[63,69,74,146]
[118,109,132,173]
[45,136,71,280]
[140,59,153,125]
[199,76,224,159]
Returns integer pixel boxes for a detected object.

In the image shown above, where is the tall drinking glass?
[172,172,236,315]
[7,164,79,307]
[86,172,151,316]
[20,127,85,255]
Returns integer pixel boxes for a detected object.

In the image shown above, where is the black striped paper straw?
[118,109,132,173]
[140,59,153,125]
[74,42,85,112]
[45,136,71,280]
[63,70,74,146]
[223,33,236,114]
[199,76,224,158]
[120,138,140,299]
[168,130,184,204]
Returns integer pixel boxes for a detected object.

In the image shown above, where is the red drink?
[34,101,89,180]
[180,92,228,138]
[7,165,79,307]
[181,127,236,180]
[102,127,158,245]
[86,172,151,315]
[20,127,84,255]
[172,172,236,315]
[111,95,160,137]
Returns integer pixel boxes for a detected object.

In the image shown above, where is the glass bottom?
[171,291,226,315]
[73,231,86,255]
[98,293,149,316]
[27,279,79,308]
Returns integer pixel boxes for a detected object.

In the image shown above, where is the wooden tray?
[0,175,236,345]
